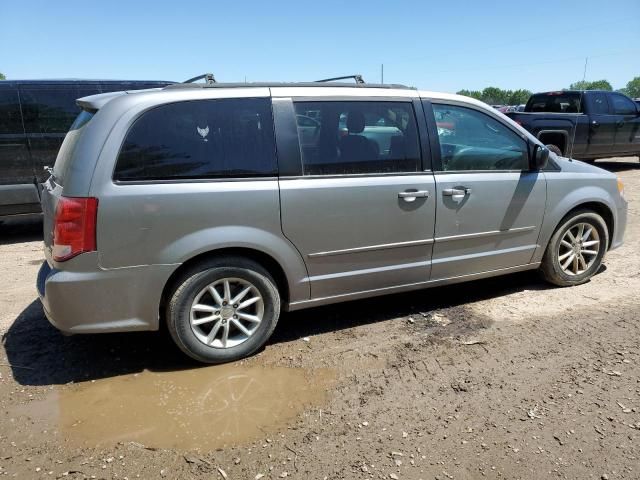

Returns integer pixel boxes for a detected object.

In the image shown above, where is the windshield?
[525,92,583,113]
[52,110,94,183]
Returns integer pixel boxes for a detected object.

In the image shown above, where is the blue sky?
[1,0,638,93]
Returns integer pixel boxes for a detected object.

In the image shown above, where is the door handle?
[398,190,430,202]
[443,188,471,197]
[591,120,600,129]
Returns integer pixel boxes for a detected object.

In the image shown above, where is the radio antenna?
[567,57,588,160]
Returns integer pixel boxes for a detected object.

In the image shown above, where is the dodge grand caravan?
[37,81,628,363]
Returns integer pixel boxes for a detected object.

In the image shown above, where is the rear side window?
[0,87,23,134]
[611,93,637,115]
[433,104,528,171]
[20,86,83,134]
[114,98,277,181]
[293,101,420,175]
[526,93,583,113]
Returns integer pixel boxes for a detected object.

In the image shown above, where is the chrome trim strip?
[308,238,435,258]
[435,226,536,243]
[431,244,537,264]
[306,260,430,282]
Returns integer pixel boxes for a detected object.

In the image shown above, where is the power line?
[424,49,640,75]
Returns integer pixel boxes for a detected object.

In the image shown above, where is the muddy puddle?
[12,364,334,450]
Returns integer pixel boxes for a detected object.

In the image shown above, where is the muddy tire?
[166,256,281,364]
[546,144,563,156]
[540,210,608,287]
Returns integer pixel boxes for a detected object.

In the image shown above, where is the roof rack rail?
[315,74,365,85]
[183,73,217,84]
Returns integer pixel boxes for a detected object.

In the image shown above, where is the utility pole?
[381,64,384,84]
[582,57,588,82]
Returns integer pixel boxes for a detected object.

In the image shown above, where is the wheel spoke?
[572,254,579,274]
[582,239,599,248]
[192,303,216,313]
[231,286,252,304]
[221,321,230,347]
[581,249,598,256]
[577,223,585,239]
[561,253,575,270]
[582,226,593,241]
[558,250,573,261]
[206,320,223,345]
[578,255,587,271]
[208,286,224,306]
[223,280,231,302]
[560,239,573,249]
[237,296,260,310]
[231,318,252,336]
[192,314,220,326]
[238,312,261,324]
[565,230,576,243]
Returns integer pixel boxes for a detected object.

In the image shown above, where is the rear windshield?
[525,92,583,113]
[52,110,94,183]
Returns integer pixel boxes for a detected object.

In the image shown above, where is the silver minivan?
[37,81,628,363]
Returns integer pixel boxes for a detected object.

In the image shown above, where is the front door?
[279,98,436,299]
[609,92,640,156]
[584,92,617,158]
[427,101,546,280]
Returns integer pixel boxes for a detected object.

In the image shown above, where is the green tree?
[481,87,509,105]
[620,76,640,98]
[507,89,533,105]
[456,89,483,100]
[568,79,612,91]
[0,72,5,80]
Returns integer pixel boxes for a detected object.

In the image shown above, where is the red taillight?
[53,197,98,262]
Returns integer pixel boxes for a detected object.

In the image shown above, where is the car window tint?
[433,104,528,171]
[611,93,637,115]
[293,101,420,175]
[20,87,82,134]
[526,93,583,113]
[114,98,277,181]
[590,93,609,114]
[0,87,23,134]
[53,110,95,183]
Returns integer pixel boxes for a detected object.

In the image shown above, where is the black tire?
[540,210,609,287]
[546,144,563,156]
[166,256,281,364]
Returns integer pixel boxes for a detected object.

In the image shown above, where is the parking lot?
[0,158,638,479]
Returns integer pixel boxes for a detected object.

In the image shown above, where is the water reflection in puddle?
[16,365,334,450]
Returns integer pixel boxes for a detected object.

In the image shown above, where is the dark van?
[0,80,173,218]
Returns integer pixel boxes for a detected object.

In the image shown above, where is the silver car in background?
[37,82,627,363]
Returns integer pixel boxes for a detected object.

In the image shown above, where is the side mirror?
[532,144,550,170]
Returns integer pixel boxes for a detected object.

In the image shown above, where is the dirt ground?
[1,158,639,480]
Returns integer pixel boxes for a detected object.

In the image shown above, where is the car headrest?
[346,111,365,133]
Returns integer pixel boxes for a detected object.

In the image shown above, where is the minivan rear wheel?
[166,257,281,363]
[540,210,608,287]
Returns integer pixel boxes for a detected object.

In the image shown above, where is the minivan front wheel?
[166,257,281,363]
[540,210,608,286]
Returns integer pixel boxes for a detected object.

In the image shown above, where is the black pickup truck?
[506,90,640,161]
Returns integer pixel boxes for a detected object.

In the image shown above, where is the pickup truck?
[506,90,640,161]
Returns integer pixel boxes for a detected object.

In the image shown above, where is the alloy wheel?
[190,277,264,348]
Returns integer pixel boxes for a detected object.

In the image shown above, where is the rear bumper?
[37,255,176,334]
